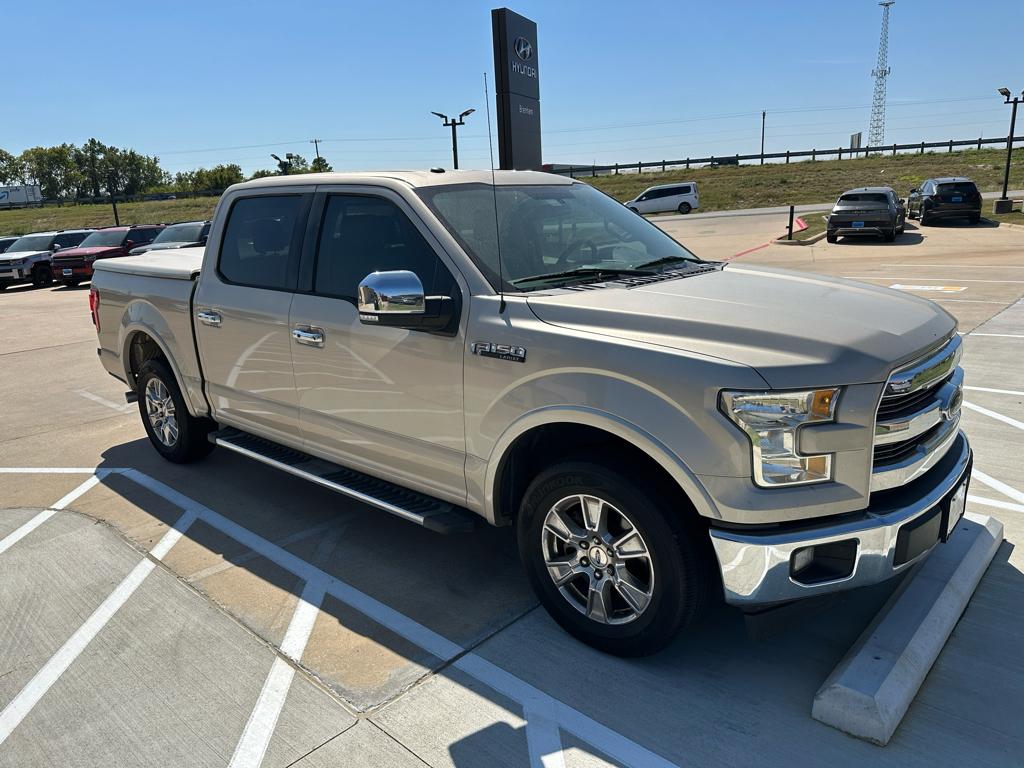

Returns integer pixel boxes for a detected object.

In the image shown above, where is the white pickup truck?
[90,171,971,655]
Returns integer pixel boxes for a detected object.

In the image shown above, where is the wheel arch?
[120,325,200,417]
[482,406,718,527]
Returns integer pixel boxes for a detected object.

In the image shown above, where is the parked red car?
[51,225,165,286]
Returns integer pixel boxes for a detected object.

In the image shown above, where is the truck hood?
[54,246,121,259]
[0,249,49,261]
[525,264,956,389]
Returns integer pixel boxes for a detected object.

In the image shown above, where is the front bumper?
[53,263,94,281]
[709,431,971,606]
[0,267,29,282]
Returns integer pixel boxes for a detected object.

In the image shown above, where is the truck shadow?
[92,439,1015,766]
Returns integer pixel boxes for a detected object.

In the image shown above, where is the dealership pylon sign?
[491,8,541,170]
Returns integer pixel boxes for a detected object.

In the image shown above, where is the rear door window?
[54,232,88,248]
[314,195,456,302]
[219,195,304,290]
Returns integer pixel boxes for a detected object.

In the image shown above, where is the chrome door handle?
[197,310,222,327]
[291,326,325,347]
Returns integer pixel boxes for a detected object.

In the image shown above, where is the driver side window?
[314,195,456,302]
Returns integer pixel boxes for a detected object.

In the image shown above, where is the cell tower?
[868,1,895,147]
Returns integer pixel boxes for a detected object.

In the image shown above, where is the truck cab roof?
[229,169,573,193]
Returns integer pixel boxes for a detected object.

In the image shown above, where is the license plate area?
[62,268,72,276]
[852,221,865,228]
[952,196,963,203]
[941,477,969,542]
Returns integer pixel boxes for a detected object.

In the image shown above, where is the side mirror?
[357,270,454,332]
[909,189,918,195]
[125,240,135,248]
[52,244,62,252]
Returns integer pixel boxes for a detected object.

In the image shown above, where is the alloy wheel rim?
[145,378,178,447]
[541,494,655,625]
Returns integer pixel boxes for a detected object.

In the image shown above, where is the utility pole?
[868,1,895,149]
[995,88,1021,212]
[431,109,475,169]
[106,172,120,226]
[760,110,766,165]
[310,138,322,160]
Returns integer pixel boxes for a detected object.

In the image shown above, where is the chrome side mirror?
[358,270,426,316]
[356,270,456,334]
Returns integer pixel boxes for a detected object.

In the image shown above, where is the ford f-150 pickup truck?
[90,171,971,655]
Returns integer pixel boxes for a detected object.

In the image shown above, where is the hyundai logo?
[514,36,533,61]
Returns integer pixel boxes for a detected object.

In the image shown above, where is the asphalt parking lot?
[1,218,1023,767]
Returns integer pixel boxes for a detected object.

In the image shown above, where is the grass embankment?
[583,147,1023,213]
[984,209,1024,227]
[1,148,1020,235]
[0,197,217,236]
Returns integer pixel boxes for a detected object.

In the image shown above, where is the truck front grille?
[871,335,963,492]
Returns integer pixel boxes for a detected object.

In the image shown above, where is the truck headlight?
[720,388,839,487]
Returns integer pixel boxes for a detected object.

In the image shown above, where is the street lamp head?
[270,153,282,162]
[998,87,1011,98]
[459,108,476,119]
[431,111,449,122]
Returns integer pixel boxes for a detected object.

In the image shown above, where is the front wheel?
[517,461,715,656]
[677,202,692,214]
[31,265,53,288]
[137,359,216,463]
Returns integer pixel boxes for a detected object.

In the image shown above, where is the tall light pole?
[431,109,475,169]
[995,88,1021,211]
[760,110,766,165]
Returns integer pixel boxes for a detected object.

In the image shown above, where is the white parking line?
[524,705,567,768]
[972,470,1024,506]
[964,386,1024,397]
[968,494,1024,514]
[969,333,1024,339]
[932,299,1007,304]
[75,389,132,413]
[963,401,1024,432]
[0,467,675,768]
[0,474,104,557]
[883,264,1024,269]
[0,479,196,747]
[844,276,1024,284]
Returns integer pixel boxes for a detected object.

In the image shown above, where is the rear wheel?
[137,359,216,463]
[517,460,715,656]
[883,228,896,242]
[677,202,692,214]
[919,210,930,226]
[31,264,53,288]
[826,231,838,244]
[969,213,981,225]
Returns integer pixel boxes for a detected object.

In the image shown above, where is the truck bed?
[92,247,204,280]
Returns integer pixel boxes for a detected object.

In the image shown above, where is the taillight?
[89,286,100,331]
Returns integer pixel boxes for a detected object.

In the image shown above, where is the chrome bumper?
[709,431,971,606]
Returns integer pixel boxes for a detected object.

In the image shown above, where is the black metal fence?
[550,135,1024,177]
[1,188,226,211]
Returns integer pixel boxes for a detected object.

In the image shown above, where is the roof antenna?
[484,72,506,314]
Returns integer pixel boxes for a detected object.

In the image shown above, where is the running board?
[210,428,477,534]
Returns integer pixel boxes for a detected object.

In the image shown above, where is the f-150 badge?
[471,341,527,363]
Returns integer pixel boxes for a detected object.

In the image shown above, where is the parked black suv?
[907,177,981,225]
[826,187,905,243]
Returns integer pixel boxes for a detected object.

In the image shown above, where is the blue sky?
[7,0,1023,175]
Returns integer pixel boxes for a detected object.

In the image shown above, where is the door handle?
[197,310,222,327]
[291,326,325,347]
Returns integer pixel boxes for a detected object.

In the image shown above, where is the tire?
[31,265,53,288]
[897,222,905,235]
[65,279,82,287]
[826,231,838,244]
[908,208,918,220]
[969,214,981,225]
[677,202,692,214]
[919,211,930,226]
[136,359,216,463]
[883,228,896,243]
[516,460,716,656]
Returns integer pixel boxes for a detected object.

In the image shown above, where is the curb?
[812,511,1004,745]
[773,230,827,246]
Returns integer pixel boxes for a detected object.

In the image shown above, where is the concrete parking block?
[812,513,1004,745]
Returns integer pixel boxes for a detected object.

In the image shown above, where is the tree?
[0,149,24,185]
[287,153,310,172]
[310,156,333,173]
[249,169,277,180]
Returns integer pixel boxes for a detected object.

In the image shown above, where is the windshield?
[7,234,55,253]
[416,183,702,291]
[936,182,977,195]
[151,222,203,244]
[838,193,888,203]
[78,230,127,248]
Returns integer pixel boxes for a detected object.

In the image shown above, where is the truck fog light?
[720,388,839,487]
[792,546,815,574]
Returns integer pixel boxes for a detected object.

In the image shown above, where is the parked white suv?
[625,182,699,215]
